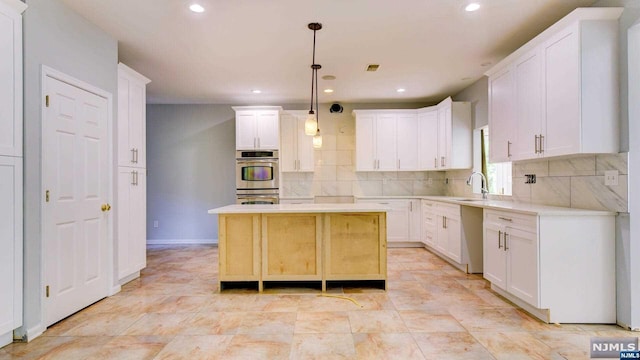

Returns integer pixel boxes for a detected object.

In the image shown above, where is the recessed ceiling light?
[189,3,205,13]
[396,88,406,93]
[366,64,380,72]
[465,3,480,12]
[324,89,334,93]
[251,89,261,94]
[322,75,336,80]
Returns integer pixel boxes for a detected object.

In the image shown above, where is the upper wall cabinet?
[486,8,623,163]
[354,98,471,172]
[0,0,26,157]
[118,63,151,168]
[234,106,282,150]
[280,110,314,172]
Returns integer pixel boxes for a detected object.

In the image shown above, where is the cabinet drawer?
[484,210,537,232]
[435,202,460,219]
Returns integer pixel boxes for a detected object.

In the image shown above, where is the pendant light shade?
[313,129,322,148]
[304,111,317,135]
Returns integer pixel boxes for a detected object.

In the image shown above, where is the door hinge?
[46,285,50,298]
[45,95,50,107]
[45,190,50,202]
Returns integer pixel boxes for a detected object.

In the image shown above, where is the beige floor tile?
[62,312,146,336]
[85,335,172,360]
[221,333,292,359]
[412,332,495,359]
[123,313,196,336]
[472,331,560,359]
[153,335,233,360]
[3,336,111,360]
[532,331,593,359]
[248,294,301,312]
[353,333,425,359]
[348,310,408,333]
[180,311,245,335]
[236,311,297,334]
[145,295,211,313]
[399,311,466,333]
[295,312,351,334]
[290,333,356,359]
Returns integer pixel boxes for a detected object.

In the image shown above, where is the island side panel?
[262,213,322,281]
[324,212,387,282]
[218,214,261,285]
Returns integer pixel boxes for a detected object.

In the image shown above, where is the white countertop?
[355,196,616,216]
[208,203,390,214]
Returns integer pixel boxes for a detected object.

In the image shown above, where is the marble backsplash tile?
[548,155,596,176]
[530,177,571,207]
[570,175,628,212]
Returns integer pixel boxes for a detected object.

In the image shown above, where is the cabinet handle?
[498,216,512,222]
[441,156,445,167]
[534,135,539,154]
[443,216,447,229]
[434,157,437,168]
[539,134,544,153]
[498,230,503,249]
[131,148,136,163]
[507,141,512,157]
[398,159,400,169]
[131,170,136,186]
[504,232,509,251]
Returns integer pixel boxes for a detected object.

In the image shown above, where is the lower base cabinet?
[117,167,147,281]
[483,209,615,323]
[356,198,421,244]
[217,212,387,291]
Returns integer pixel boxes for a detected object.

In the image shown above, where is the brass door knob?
[101,204,112,212]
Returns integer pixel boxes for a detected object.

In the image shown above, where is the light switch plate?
[604,170,619,186]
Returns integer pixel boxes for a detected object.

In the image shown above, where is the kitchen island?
[208,203,389,292]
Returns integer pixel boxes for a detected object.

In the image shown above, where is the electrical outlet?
[604,170,619,186]
[153,220,159,228]
[525,174,536,184]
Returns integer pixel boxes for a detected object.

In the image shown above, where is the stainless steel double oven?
[235,150,279,204]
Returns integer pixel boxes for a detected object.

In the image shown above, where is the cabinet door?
[0,4,22,157]
[488,67,515,163]
[279,113,297,172]
[418,111,439,170]
[409,200,421,242]
[236,111,257,150]
[131,170,147,273]
[355,114,376,171]
[384,200,410,242]
[542,25,580,157]
[512,49,542,161]
[296,115,315,171]
[505,227,539,307]
[376,115,397,171]
[445,216,461,263]
[256,111,279,149]
[421,201,436,246]
[117,75,133,166]
[435,214,448,254]
[128,80,146,168]
[0,156,22,333]
[483,223,507,290]
[117,168,133,279]
[437,107,450,169]
[396,114,418,170]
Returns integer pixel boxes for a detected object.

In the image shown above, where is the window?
[482,126,512,195]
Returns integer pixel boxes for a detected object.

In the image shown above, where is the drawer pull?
[498,230,502,249]
[498,217,513,222]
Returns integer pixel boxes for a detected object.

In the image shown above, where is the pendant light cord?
[315,60,319,130]
[309,28,317,114]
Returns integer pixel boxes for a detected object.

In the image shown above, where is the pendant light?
[312,62,323,148]
[305,23,322,142]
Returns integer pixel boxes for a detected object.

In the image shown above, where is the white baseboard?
[147,238,218,245]
[14,323,45,342]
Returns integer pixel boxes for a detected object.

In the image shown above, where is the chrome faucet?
[466,171,489,199]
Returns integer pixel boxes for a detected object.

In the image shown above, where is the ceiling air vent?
[366,64,380,72]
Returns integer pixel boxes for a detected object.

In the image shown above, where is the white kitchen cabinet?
[118,63,150,168]
[418,110,439,170]
[354,113,376,171]
[0,0,24,158]
[436,98,472,170]
[280,111,314,172]
[434,203,462,263]
[396,113,419,170]
[374,114,397,171]
[487,67,515,163]
[483,209,615,323]
[0,0,25,347]
[421,200,436,247]
[117,168,147,281]
[356,198,421,243]
[486,8,622,162]
[234,106,282,150]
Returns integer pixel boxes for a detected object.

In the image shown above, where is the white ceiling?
[61,0,597,105]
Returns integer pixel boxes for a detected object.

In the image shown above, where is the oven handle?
[237,195,279,198]
[236,159,278,163]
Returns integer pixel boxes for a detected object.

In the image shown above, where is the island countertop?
[208,203,390,214]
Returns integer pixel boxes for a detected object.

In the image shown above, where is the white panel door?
[396,114,418,170]
[0,156,21,334]
[376,114,397,171]
[256,111,279,149]
[418,111,439,170]
[506,227,539,307]
[43,76,110,326]
[543,25,581,157]
[513,49,542,160]
[0,2,22,157]
[128,80,146,168]
[279,113,297,172]
[483,223,507,290]
[488,67,515,163]
[235,111,257,150]
[355,114,376,171]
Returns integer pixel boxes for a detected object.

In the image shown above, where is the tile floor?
[1,245,636,359]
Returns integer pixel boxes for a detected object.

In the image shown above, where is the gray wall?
[452,76,488,129]
[146,105,236,243]
[20,0,118,338]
